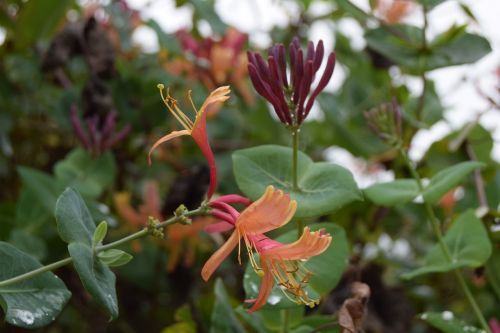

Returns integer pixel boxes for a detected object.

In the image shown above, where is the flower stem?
[398,147,491,333]
[280,309,289,333]
[0,207,207,288]
[291,126,299,191]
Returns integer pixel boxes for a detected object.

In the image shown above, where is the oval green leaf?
[233,145,362,218]
[420,311,484,333]
[403,210,492,279]
[0,242,71,329]
[363,179,419,206]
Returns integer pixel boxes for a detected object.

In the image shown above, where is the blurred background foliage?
[0,0,499,332]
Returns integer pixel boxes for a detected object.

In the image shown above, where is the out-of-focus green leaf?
[259,307,304,331]
[17,167,62,215]
[55,188,96,245]
[335,0,370,24]
[405,80,444,126]
[421,0,448,10]
[423,161,484,204]
[54,148,116,199]
[14,0,74,49]
[419,311,483,333]
[234,307,267,333]
[0,242,71,329]
[8,229,47,261]
[244,224,349,309]
[233,145,362,218]
[365,25,491,74]
[146,19,182,55]
[364,179,419,206]
[403,210,492,278]
[210,279,246,333]
[191,0,227,35]
[68,242,119,319]
[486,249,500,300]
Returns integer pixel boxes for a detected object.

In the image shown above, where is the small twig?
[465,140,488,209]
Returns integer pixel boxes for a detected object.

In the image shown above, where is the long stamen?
[188,90,199,114]
[157,84,194,130]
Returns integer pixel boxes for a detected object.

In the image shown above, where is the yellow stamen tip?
[157,83,165,90]
[256,270,265,277]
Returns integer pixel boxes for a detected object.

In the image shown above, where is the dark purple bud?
[306,41,315,63]
[255,53,271,81]
[297,60,314,124]
[277,44,288,88]
[268,56,291,124]
[100,111,117,141]
[304,52,336,118]
[313,40,324,72]
[70,105,91,149]
[292,49,304,104]
[103,124,130,150]
[87,115,101,154]
[289,43,297,88]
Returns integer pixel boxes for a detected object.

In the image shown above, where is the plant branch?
[0,207,207,288]
[465,140,488,209]
[398,147,491,333]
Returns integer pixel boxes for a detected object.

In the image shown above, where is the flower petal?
[237,185,297,234]
[262,227,331,260]
[247,260,274,313]
[201,230,240,281]
[148,129,190,165]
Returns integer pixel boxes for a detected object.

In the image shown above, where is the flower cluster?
[247,38,336,126]
[364,98,402,146]
[70,105,130,156]
[149,86,332,311]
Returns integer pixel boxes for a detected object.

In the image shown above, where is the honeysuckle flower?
[148,86,231,199]
[202,185,332,312]
[247,38,336,126]
[169,28,254,105]
[201,185,297,281]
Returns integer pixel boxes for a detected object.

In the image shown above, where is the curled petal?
[148,129,190,165]
[247,262,274,313]
[201,230,240,281]
[237,185,297,234]
[263,226,331,260]
[205,221,235,233]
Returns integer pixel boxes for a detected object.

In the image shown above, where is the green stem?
[280,309,289,333]
[399,148,491,333]
[292,126,299,191]
[0,207,207,288]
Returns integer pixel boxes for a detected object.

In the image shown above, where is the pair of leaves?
[365,23,491,74]
[403,210,491,279]
[363,161,484,206]
[243,223,349,310]
[233,145,362,218]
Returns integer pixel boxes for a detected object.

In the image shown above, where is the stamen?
[187,90,199,114]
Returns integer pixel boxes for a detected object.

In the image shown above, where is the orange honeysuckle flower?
[148,86,231,199]
[201,185,297,281]
[247,227,332,312]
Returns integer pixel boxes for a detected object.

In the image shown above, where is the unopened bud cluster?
[364,99,402,147]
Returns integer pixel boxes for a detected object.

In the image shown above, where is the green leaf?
[363,179,419,206]
[98,249,133,267]
[55,188,96,245]
[8,229,48,261]
[421,0,448,10]
[423,161,484,204]
[365,25,491,74]
[0,242,71,329]
[210,279,246,333]
[403,210,492,279]
[14,0,74,49]
[419,311,484,333]
[68,243,119,319]
[233,145,362,218]
[486,249,500,300]
[18,167,62,214]
[54,149,116,198]
[244,224,349,309]
[93,221,108,249]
